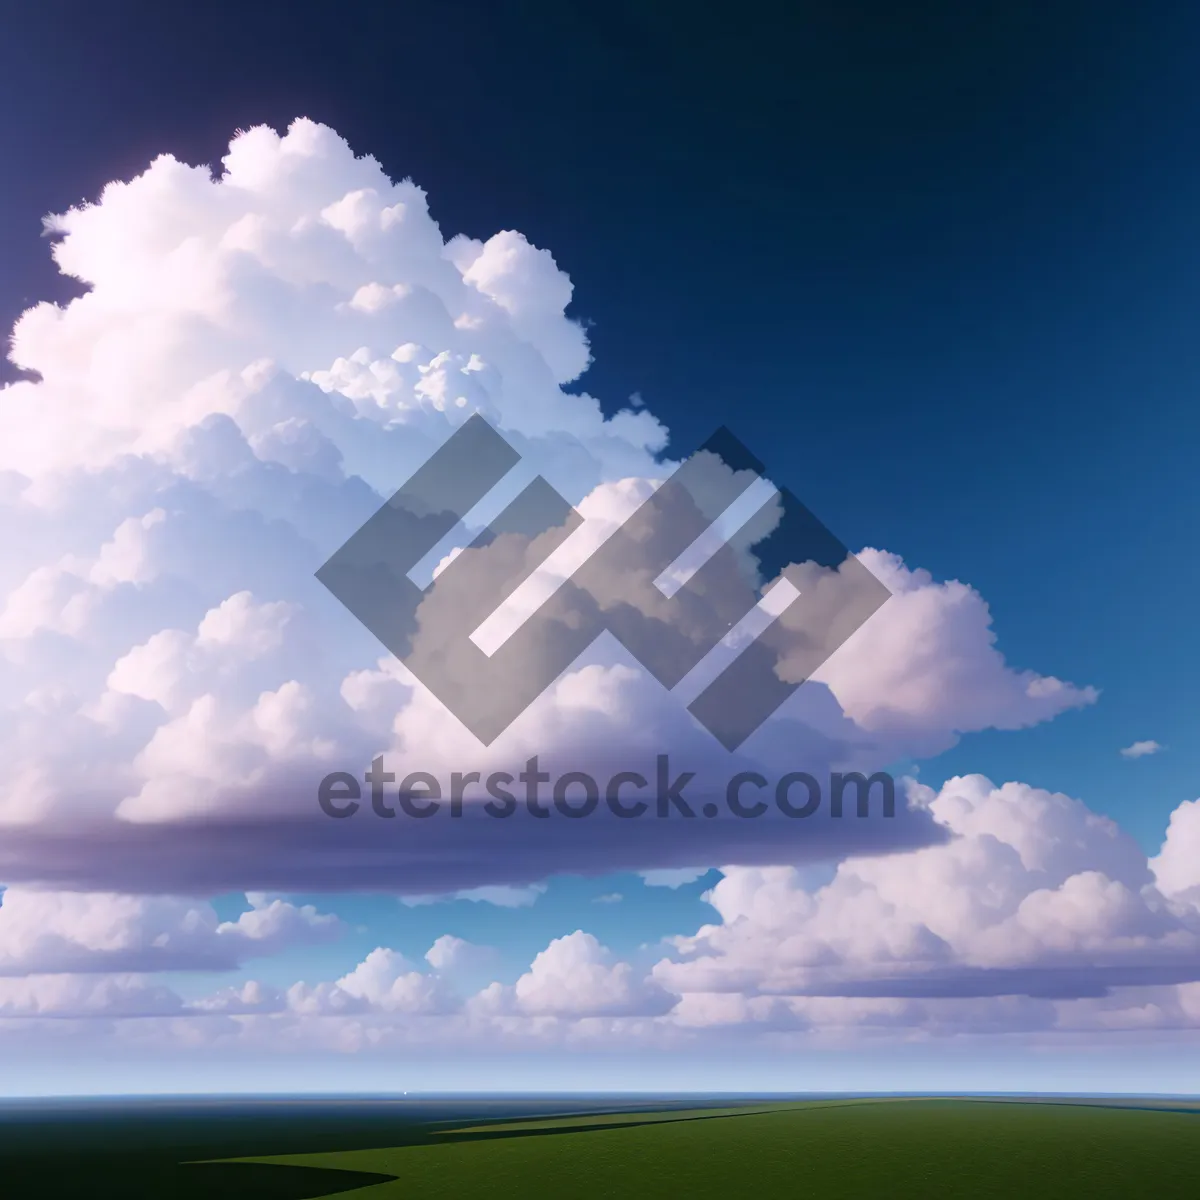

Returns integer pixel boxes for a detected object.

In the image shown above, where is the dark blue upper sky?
[2,0,1198,846]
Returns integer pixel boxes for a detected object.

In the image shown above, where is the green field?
[3,1096,1199,1197]
[228,1098,1200,1198]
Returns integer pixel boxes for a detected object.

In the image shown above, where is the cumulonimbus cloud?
[0,118,1096,896]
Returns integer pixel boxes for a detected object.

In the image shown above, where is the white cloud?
[809,552,1098,757]
[1121,740,1164,759]
[191,978,285,1015]
[1150,798,1200,906]
[640,868,710,889]
[0,973,184,1019]
[0,106,1171,1057]
[509,931,675,1018]
[0,117,1093,896]
[651,778,1200,1003]
[400,884,548,909]
[0,888,340,975]
[12,897,1200,1050]
[424,934,498,976]
[0,969,190,1017]
[331,947,446,1013]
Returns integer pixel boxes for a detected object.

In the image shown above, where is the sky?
[1,1,1200,1094]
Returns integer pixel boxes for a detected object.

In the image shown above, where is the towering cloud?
[0,119,1094,897]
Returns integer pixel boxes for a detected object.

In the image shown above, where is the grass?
[2,1096,1196,1196]
[228,1098,1200,1198]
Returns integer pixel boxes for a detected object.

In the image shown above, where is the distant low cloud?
[424,934,498,976]
[0,889,340,976]
[490,930,676,1019]
[652,776,1200,1005]
[1121,740,1164,759]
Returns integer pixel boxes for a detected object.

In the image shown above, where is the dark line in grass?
[430,1099,904,1147]
[956,1098,1200,1119]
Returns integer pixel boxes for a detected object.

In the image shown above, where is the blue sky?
[1,1,1199,1093]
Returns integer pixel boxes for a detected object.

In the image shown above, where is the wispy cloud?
[400,884,548,909]
[640,868,711,889]
[1120,740,1164,759]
